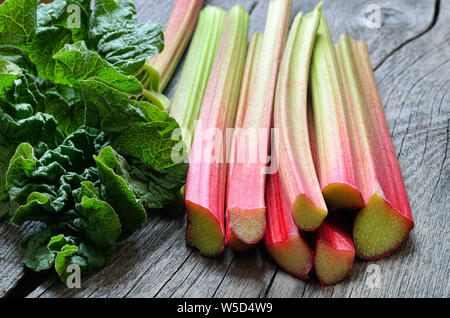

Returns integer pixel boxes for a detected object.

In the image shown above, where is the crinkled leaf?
[19,226,55,272]
[74,181,121,254]
[0,59,22,97]
[37,0,91,42]
[89,0,164,75]
[26,26,73,81]
[0,0,37,48]
[53,41,142,95]
[0,45,36,73]
[54,243,79,283]
[94,146,146,239]
[80,79,185,171]
[127,159,188,209]
[6,127,106,224]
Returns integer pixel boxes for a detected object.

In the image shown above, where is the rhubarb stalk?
[335,35,414,260]
[151,0,204,92]
[313,215,355,285]
[226,33,263,251]
[169,6,225,150]
[226,0,292,245]
[274,4,327,232]
[310,14,364,211]
[265,173,314,280]
[185,6,249,257]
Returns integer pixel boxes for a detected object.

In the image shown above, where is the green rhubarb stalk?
[226,33,263,251]
[185,6,249,257]
[169,6,225,151]
[151,0,205,92]
[226,0,292,245]
[310,14,364,211]
[335,35,414,260]
[274,4,326,231]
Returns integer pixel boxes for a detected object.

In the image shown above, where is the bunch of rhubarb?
[179,2,413,287]
[185,6,249,257]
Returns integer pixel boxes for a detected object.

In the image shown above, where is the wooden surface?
[0,0,448,298]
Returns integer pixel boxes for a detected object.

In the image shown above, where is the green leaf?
[94,146,146,239]
[89,0,164,75]
[47,234,76,251]
[80,79,185,171]
[74,181,121,254]
[54,243,80,283]
[0,59,22,97]
[0,0,37,48]
[127,159,188,209]
[0,45,36,73]
[6,128,106,224]
[53,41,142,95]
[19,226,56,272]
[37,0,91,42]
[26,26,73,81]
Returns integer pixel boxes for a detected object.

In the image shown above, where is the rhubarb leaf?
[0,59,22,97]
[74,181,121,254]
[37,0,91,42]
[53,41,142,95]
[89,0,164,75]
[94,146,146,238]
[19,225,56,272]
[0,0,37,48]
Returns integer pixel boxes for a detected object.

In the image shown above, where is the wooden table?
[1,0,448,298]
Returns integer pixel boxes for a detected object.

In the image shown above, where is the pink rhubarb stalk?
[226,33,263,251]
[313,216,355,285]
[310,14,364,211]
[185,6,249,257]
[274,4,327,232]
[265,173,314,280]
[335,35,414,260]
[151,0,204,92]
[226,0,292,245]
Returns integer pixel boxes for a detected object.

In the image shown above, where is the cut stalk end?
[292,194,327,231]
[322,183,364,211]
[266,235,314,280]
[228,208,266,244]
[186,202,225,257]
[353,194,414,260]
[315,242,355,285]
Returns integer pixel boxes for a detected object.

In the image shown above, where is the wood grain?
[1,0,447,298]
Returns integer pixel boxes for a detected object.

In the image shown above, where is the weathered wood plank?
[249,0,436,69]
[0,223,36,297]
[20,0,448,298]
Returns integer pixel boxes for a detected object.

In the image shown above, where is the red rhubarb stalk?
[185,6,249,257]
[313,215,355,285]
[265,173,314,280]
[310,14,364,211]
[226,33,263,251]
[335,35,414,260]
[274,4,327,232]
[226,0,292,245]
[151,0,204,91]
